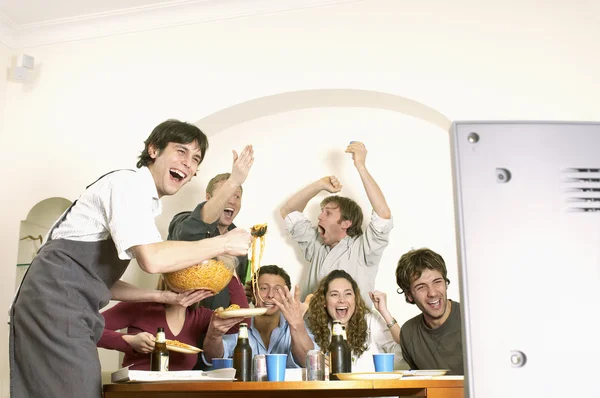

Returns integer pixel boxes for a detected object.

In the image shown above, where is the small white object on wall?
[17,54,35,69]
[8,54,35,82]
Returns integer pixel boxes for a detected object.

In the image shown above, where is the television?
[451,122,600,398]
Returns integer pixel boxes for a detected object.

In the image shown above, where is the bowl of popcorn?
[163,255,237,293]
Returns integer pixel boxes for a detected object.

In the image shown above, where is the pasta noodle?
[163,259,233,293]
[165,339,201,351]
[165,339,187,348]
[215,304,241,314]
[250,224,267,305]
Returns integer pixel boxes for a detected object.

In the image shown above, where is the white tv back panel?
[452,122,600,398]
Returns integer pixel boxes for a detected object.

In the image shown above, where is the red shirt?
[98,277,248,370]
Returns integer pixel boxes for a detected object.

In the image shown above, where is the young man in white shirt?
[10,119,251,398]
[280,141,393,304]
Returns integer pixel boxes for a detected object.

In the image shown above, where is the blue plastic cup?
[212,358,233,369]
[373,353,394,372]
[265,354,287,381]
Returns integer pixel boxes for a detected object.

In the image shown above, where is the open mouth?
[335,306,348,317]
[169,168,187,182]
[223,207,234,217]
[318,225,325,236]
[427,299,441,309]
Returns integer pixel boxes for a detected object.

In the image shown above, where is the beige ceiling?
[0,0,173,26]
[0,0,358,48]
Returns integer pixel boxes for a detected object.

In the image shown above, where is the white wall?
[0,41,14,398]
[184,106,457,302]
[1,0,600,382]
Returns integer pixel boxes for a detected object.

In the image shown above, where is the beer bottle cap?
[157,327,164,333]
[240,323,248,327]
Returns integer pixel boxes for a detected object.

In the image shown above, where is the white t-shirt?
[284,210,393,305]
[351,311,408,372]
[49,167,163,260]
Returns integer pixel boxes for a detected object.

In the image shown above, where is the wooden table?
[104,378,464,397]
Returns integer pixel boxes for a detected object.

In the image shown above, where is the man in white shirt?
[10,119,251,398]
[280,141,393,305]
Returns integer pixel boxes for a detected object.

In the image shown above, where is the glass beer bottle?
[328,320,351,379]
[233,323,252,381]
[341,325,352,371]
[150,327,169,371]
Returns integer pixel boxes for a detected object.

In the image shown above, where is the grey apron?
[9,171,132,398]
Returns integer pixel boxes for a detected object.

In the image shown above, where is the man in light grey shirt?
[280,141,393,305]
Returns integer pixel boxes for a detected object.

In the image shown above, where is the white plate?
[404,369,449,376]
[204,368,237,379]
[165,340,202,354]
[216,307,268,319]
[334,372,404,381]
[111,368,235,383]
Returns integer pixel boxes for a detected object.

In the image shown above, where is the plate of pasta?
[215,304,268,319]
[165,339,202,354]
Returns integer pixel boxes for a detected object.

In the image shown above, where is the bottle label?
[156,331,166,343]
[332,322,344,336]
[159,356,169,372]
[239,326,249,339]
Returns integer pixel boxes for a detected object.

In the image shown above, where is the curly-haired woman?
[306,269,406,372]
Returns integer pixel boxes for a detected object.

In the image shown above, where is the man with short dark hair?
[395,248,463,375]
[280,141,393,304]
[203,265,316,368]
[10,119,252,397]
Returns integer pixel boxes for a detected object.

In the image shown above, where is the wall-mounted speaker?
[8,54,35,82]
[17,54,35,69]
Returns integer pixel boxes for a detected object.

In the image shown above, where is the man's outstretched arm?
[346,141,391,219]
[202,145,254,223]
[280,176,342,219]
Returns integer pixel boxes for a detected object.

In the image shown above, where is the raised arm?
[280,176,342,219]
[201,145,254,223]
[369,290,400,344]
[346,142,391,219]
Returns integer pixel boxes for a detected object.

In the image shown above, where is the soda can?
[305,350,325,381]
[252,354,268,381]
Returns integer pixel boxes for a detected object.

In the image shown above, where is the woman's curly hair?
[307,270,370,358]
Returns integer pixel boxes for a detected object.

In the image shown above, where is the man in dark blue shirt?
[168,144,254,310]
[167,145,254,370]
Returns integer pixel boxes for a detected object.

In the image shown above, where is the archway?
[16,197,71,289]
[195,88,451,135]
